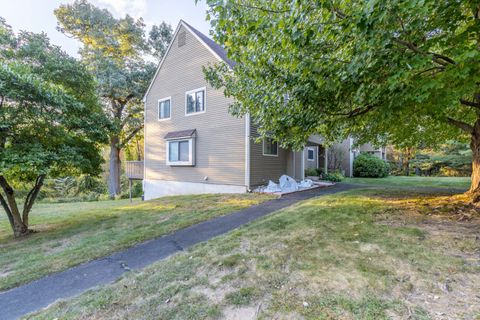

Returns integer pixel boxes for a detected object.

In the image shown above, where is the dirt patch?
[379,216,480,319]
[222,306,258,320]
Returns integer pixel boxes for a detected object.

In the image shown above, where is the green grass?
[0,193,273,291]
[27,187,480,319]
[343,175,471,189]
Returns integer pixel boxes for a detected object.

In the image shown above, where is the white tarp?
[261,175,317,194]
[264,180,282,193]
[279,175,299,192]
[299,179,314,188]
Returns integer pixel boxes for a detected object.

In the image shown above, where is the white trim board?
[245,113,251,189]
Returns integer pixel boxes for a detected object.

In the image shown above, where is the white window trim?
[185,87,206,116]
[307,147,315,161]
[166,138,195,166]
[262,138,278,157]
[158,96,172,121]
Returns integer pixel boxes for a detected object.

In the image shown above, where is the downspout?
[324,146,328,174]
[293,151,296,179]
[245,113,251,191]
[349,137,354,177]
[142,97,147,198]
[301,148,305,180]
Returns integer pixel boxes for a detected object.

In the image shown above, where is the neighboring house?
[137,21,384,200]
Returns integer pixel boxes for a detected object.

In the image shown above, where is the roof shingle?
[164,129,197,140]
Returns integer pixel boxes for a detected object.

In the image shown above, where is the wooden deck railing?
[125,161,144,180]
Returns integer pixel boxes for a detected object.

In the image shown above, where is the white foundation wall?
[144,179,247,200]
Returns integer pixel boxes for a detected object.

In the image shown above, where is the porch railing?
[125,161,144,180]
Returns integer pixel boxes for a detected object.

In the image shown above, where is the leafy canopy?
[203,0,480,149]
[0,17,108,183]
[55,0,173,146]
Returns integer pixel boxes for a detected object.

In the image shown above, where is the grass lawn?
[0,193,273,291]
[28,187,480,320]
[343,175,471,190]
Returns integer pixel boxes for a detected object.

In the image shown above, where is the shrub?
[304,168,319,177]
[353,153,390,178]
[324,171,344,182]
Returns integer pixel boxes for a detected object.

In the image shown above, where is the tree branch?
[0,190,14,230]
[22,175,45,226]
[119,124,144,149]
[232,3,289,14]
[446,117,474,133]
[460,98,480,110]
[329,104,375,118]
[393,38,456,66]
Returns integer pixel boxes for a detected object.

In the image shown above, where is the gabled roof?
[181,20,235,68]
[143,20,234,100]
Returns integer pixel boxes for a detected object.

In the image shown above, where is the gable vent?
[178,31,186,47]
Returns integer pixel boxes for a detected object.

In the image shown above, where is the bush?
[305,168,319,177]
[353,153,390,178]
[324,171,344,182]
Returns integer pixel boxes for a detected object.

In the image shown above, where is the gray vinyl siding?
[144,25,245,186]
[249,124,289,186]
[358,143,386,160]
[333,138,353,177]
[304,147,318,170]
[286,150,303,181]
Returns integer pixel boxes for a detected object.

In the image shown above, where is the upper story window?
[263,138,278,156]
[158,97,171,120]
[307,148,315,161]
[186,87,206,115]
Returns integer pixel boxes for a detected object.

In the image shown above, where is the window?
[186,87,206,115]
[307,148,315,161]
[166,139,195,166]
[158,97,171,120]
[263,138,278,156]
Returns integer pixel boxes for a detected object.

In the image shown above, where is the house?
[139,20,385,200]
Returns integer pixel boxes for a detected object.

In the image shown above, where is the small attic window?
[178,31,186,47]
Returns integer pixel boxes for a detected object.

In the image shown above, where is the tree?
[0,18,107,237]
[55,1,172,197]
[202,0,480,202]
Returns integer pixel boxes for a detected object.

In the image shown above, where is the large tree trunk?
[108,136,122,197]
[0,175,44,238]
[469,119,480,203]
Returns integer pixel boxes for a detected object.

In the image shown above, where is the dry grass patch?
[27,188,480,320]
[0,193,273,291]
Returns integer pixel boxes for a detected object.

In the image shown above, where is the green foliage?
[54,1,173,196]
[0,17,107,184]
[225,287,258,305]
[202,0,480,195]
[324,171,344,182]
[353,154,390,178]
[410,142,472,176]
[304,168,319,177]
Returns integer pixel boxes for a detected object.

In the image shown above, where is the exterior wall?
[286,150,303,181]
[304,146,318,170]
[144,179,246,200]
[144,25,246,193]
[249,124,290,186]
[358,143,386,160]
[329,138,353,177]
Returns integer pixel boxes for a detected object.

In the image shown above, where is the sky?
[0,0,211,57]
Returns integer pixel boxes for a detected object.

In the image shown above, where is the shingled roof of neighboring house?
[164,129,197,140]
[181,20,236,68]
